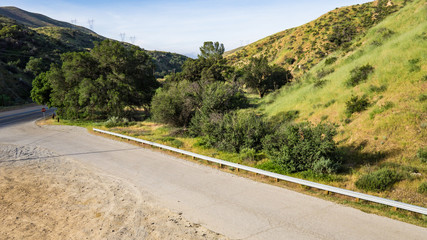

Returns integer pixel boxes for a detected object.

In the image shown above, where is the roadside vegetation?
[32,0,426,224]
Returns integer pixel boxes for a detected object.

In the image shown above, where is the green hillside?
[225,0,405,78]
[0,6,94,34]
[259,0,426,206]
[0,7,188,106]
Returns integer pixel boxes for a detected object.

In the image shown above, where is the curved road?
[0,106,426,239]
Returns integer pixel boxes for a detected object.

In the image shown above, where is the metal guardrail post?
[93,128,427,215]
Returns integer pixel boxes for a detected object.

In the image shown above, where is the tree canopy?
[241,56,293,97]
[31,40,159,119]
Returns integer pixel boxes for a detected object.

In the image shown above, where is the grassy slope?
[225,0,404,78]
[260,0,426,206]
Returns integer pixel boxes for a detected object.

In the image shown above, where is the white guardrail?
[93,128,427,215]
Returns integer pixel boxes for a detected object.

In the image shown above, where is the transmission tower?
[71,19,77,25]
[129,36,136,44]
[88,19,94,30]
[119,33,126,42]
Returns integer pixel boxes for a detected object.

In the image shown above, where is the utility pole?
[120,33,126,42]
[88,19,94,30]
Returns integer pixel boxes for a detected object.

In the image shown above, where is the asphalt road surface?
[1,106,426,239]
[0,105,55,127]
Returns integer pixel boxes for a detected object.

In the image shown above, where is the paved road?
[0,107,426,239]
[0,105,55,127]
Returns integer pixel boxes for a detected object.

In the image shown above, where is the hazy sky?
[2,0,371,57]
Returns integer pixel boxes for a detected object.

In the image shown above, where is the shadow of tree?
[336,140,402,173]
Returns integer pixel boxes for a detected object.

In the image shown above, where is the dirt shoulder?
[0,144,226,240]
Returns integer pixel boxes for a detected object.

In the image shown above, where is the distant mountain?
[0,7,188,106]
[0,6,94,34]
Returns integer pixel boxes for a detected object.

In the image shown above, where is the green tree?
[241,56,292,97]
[30,71,52,106]
[39,40,158,119]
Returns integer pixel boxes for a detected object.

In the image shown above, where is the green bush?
[418,182,427,194]
[195,110,269,153]
[262,122,340,173]
[355,169,402,192]
[323,99,336,108]
[105,116,132,128]
[368,84,387,93]
[417,147,427,163]
[151,80,196,127]
[312,157,340,174]
[345,95,370,116]
[346,64,374,87]
[325,57,337,65]
[316,68,334,79]
[408,58,420,72]
[418,94,427,102]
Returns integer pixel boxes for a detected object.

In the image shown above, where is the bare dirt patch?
[0,144,226,240]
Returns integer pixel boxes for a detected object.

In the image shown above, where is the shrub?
[194,110,269,153]
[312,157,340,174]
[417,147,427,163]
[151,80,196,127]
[408,58,420,72]
[323,99,336,108]
[418,182,427,194]
[262,122,340,173]
[355,169,402,192]
[313,79,328,88]
[345,95,370,116]
[368,84,387,93]
[105,116,131,128]
[346,64,374,87]
[418,94,427,102]
[316,68,334,79]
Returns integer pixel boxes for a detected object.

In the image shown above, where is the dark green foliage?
[324,99,336,108]
[104,116,133,128]
[170,42,231,83]
[327,23,357,49]
[262,122,339,173]
[407,58,421,72]
[316,68,334,79]
[152,80,248,128]
[30,72,52,106]
[368,84,387,93]
[346,64,374,87]
[147,51,188,78]
[325,57,337,65]
[240,56,292,97]
[418,182,427,194]
[417,147,427,163]
[45,40,158,119]
[151,80,197,127]
[355,169,402,192]
[345,95,370,116]
[418,94,427,102]
[285,57,296,65]
[195,111,269,153]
